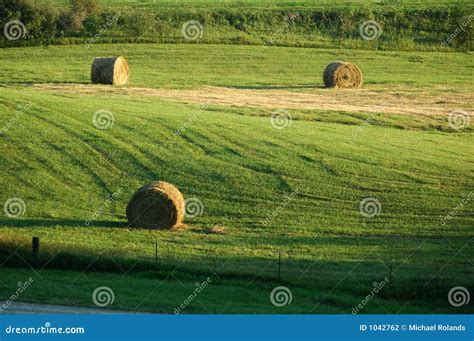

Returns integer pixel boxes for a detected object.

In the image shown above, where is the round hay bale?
[323,61,363,88]
[126,181,185,229]
[91,56,129,85]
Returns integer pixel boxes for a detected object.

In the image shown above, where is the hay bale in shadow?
[91,56,129,85]
[126,181,185,229]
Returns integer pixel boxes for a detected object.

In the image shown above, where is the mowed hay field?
[0,43,473,314]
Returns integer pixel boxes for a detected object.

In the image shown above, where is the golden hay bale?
[126,181,185,229]
[323,61,363,88]
[91,56,129,85]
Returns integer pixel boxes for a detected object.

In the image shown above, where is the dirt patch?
[32,83,473,116]
[0,301,126,314]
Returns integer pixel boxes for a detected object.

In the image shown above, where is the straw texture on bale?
[126,181,185,229]
[323,61,363,88]
[91,56,129,85]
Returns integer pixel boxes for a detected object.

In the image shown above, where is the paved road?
[0,302,123,314]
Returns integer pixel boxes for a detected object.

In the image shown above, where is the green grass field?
[0,42,473,314]
[50,0,473,7]
[1,44,473,89]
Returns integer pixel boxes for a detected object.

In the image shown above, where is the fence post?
[32,237,39,257]
[278,252,281,282]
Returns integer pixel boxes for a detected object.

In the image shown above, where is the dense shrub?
[0,2,472,51]
[0,0,58,46]
[57,0,100,34]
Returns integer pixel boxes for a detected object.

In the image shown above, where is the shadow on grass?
[0,218,126,228]
[0,81,93,88]
[0,237,467,308]
[229,84,325,90]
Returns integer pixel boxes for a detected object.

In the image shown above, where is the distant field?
[1,43,472,313]
[49,0,472,7]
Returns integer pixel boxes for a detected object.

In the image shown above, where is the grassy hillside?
[1,43,473,313]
